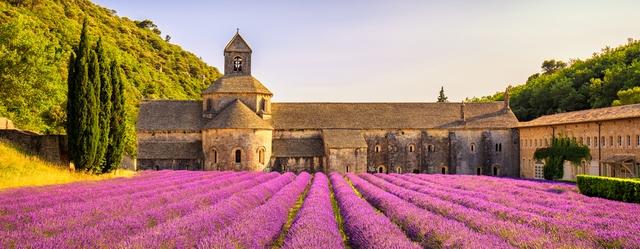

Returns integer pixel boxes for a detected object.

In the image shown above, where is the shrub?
[576,175,640,203]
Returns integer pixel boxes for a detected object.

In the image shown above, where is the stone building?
[519,104,640,180]
[136,32,521,176]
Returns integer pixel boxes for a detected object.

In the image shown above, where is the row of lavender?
[347,173,640,249]
[1,170,638,248]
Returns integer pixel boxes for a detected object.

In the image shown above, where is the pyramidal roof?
[202,75,272,95]
[204,99,273,130]
[224,32,252,53]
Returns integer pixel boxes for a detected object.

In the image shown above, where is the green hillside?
[0,0,221,155]
[468,39,640,121]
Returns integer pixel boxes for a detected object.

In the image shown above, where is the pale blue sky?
[95,0,640,102]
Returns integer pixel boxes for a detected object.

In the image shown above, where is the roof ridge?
[140,99,200,103]
[271,102,502,105]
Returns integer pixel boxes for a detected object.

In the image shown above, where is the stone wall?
[519,117,640,179]
[202,129,272,171]
[326,148,367,173]
[361,128,519,176]
[0,118,14,129]
[0,130,69,166]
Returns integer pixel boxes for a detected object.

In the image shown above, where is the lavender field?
[1,171,639,249]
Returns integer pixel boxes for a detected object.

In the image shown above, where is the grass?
[0,141,135,190]
[271,175,313,248]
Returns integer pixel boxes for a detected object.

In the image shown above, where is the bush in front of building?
[577,175,640,203]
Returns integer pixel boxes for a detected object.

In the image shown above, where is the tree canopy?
[0,0,221,155]
[534,136,591,180]
[468,39,640,121]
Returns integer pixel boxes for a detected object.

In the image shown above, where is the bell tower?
[224,30,252,76]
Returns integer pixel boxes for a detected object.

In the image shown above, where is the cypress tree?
[74,40,101,172]
[104,60,126,173]
[67,20,98,171]
[95,38,112,169]
[437,86,448,103]
[66,52,77,162]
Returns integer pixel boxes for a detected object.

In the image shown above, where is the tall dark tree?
[67,20,99,171]
[95,38,112,169]
[437,86,448,103]
[104,60,126,173]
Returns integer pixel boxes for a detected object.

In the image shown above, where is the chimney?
[460,101,466,122]
[504,86,511,110]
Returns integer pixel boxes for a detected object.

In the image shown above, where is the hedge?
[576,175,640,203]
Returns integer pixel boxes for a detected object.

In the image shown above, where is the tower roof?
[202,75,272,95]
[224,32,252,53]
[204,99,273,130]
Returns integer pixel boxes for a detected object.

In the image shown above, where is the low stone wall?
[0,130,69,166]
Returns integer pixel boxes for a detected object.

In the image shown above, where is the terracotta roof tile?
[203,99,273,130]
[137,100,202,132]
[202,75,272,95]
[518,104,640,127]
[271,102,517,129]
[322,129,368,148]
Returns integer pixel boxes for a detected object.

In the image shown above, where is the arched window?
[617,136,622,146]
[257,147,265,164]
[260,98,266,112]
[441,166,448,174]
[233,56,243,72]
[375,145,381,153]
[470,143,476,152]
[609,136,613,146]
[493,166,499,176]
[476,167,482,175]
[408,144,415,153]
[212,149,218,163]
[396,167,402,174]
[377,165,386,174]
[234,149,242,163]
[345,165,350,172]
[206,99,213,111]
[427,144,435,152]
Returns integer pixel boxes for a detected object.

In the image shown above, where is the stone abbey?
[135,32,640,178]
[136,32,521,176]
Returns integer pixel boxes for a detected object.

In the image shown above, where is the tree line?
[67,21,125,173]
[468,39,640,121]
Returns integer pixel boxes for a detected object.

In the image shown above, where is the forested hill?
[467,39,640,121]
[0,0,221,154]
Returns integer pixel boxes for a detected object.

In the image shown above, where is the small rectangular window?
[627,135,631,147]
[609,136,613,146]
[618,136,622,146]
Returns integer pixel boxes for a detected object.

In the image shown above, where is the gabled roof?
[202,75,272,95]
[224,32,252,53]
[137,100,202,132]
[271,102,517,129]
[272,138,325,157]
[203,99,273,130]
[518,103,640,127]
[322,129,368,148]
[136,101,518,132]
